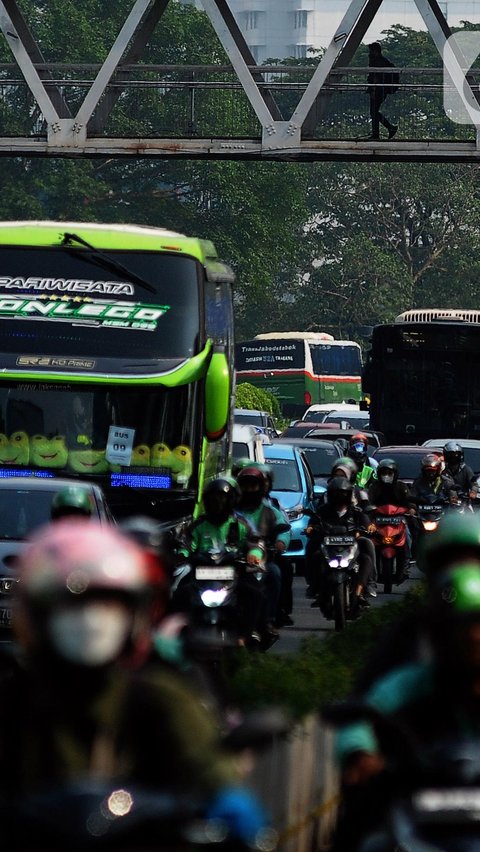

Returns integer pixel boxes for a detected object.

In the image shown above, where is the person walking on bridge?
[367,42,399,140]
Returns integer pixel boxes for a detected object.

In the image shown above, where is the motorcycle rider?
[172,476,266,645]
[442,440,474,494]
[306,477,374,616]
[3,521,269,846]
[236,466,290,639]
[50,485,94,520]
[331,553,480,851]
[347,433,377,489]
[368,458,416,584]
[261,462,294,628]
[410,452,457,504]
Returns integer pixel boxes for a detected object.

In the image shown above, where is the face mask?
[381,473,394,484]
[48,601,132,666]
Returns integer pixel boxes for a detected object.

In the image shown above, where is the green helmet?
[430,564,480,616]
[331,456,358,482]
[51,485,93,520]
[418,513,480,578]
[231,457,257,478]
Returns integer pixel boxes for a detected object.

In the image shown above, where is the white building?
[180,0,480,62]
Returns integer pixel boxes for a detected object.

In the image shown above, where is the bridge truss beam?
[0,0,478,160]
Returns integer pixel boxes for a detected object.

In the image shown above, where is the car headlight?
[287,505,304,521]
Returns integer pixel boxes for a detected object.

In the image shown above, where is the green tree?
[235,383,280,417]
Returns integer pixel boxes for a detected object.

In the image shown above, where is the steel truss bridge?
[0,0,480,161]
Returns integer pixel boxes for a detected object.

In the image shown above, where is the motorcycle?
[318,526,361,631]
[172,548,265,657]
[370,504,409,594]
[324,702,480,852]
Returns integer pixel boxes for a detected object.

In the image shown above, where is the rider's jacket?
[443,462,475,493]
[410,473,456,502]
[177,514,264,563]
[368,479,415,510]
[237,501,291,557]
[307,504,370,544]
[356,463,377,489]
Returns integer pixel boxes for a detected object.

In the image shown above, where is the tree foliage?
[0,7,478,345]
[235,383,280,417]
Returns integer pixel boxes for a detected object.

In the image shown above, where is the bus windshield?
[0,381,198,490]
[0,247,200,367]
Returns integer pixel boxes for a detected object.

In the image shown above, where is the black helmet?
[327,476,354,509]
[203,476,240,524]
[51,485,93,521]
[237,466,267,511]
[377,458,398,484]
[443,441,464,467]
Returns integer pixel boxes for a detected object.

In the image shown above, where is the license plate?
[323,536,355,546]
[419,505,441,513]
[375,516,404,525]
[0,607,12,627]
[195,567,235,581]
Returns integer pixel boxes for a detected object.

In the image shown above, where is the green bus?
[0,221,234,523]
[235,332,363,417]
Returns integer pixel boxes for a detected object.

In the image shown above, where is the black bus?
[363,309,480,444]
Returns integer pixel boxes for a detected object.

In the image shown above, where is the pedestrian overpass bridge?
[0,0,479,162]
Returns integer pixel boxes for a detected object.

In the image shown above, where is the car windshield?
[0,488,67,538]
[426,445,480,475]
[374,452,425,480]
[232,442,249,459]
[265,457,301,492]
[322,413,370,429]
[235,413,263,427]
[300,445,339,477]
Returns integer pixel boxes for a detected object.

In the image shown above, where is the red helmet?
[422,453,443,475]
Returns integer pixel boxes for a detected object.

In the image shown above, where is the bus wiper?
[61,232,156,295]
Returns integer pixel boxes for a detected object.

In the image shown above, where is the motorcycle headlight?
[328,558,340,568]
[200,587,231,607]
[423,520,438,532]
[286,505,304,521]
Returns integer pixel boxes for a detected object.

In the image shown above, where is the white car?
[302,402,360,423]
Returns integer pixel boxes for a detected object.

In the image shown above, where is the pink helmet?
[17,520,148,602]
[15,521,152,664]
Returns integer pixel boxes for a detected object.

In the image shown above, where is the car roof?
[305,428,384,444]
[304,403,359,413]
[0,476,101,492]
[273,437,342,451]
[234,409,270,417]
[373,445,432,456]
[264,443,299,460]
[423,438,480,448]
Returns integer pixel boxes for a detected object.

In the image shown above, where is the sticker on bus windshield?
[106,426,135,466]
[0,277,135,296]
[0,295,170,332]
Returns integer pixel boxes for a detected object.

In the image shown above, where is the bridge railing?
[0,64,476,141]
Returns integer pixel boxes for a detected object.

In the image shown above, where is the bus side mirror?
[205,345,230,441]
